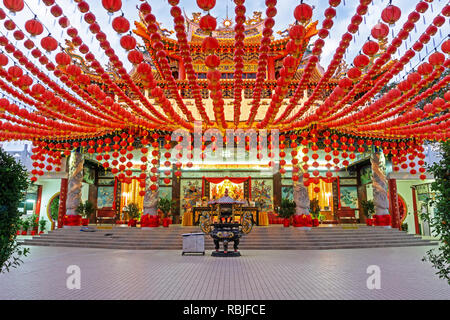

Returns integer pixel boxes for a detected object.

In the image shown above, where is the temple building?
[0,0,448,243]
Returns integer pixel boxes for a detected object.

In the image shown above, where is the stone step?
[22,238,435,247]
[34,236,421,243]
[22,225,436,250]
[52,226,401,230]
[45,229,412,237]
[24,232,433,240]
[37,231,421,238]
[21,241,437,250]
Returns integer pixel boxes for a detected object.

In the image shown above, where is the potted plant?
[28,214,39,236]
[401,222,408,232]
[39,219,47,235]
[278,198,296,227]
[82,201,95,226]
[158,198,176,227]
[16,219,22,235]
[126,203,140,227]
[361,200,375,226]
[76,201,85,225]
[309,199,320,227]
[21,218,30,235]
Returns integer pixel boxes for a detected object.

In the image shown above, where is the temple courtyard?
[0,245,448,300]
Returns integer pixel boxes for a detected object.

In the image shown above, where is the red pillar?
[411,187,420,235]
[388,179,400,229]
[267,57,275,80]
[178,60,186,80]
[34,185,43,232]
[58,178,68,228]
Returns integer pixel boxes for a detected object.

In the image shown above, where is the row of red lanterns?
[197,0,227,129]
[168,1,212,126]
[282,0,373,126]
[245,0,278,126]
[273,0,341,125]
[79,3,176,129]
[323,3,445,125]
[232,0,247,127]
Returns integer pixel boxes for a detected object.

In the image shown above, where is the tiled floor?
[0,246,448,299]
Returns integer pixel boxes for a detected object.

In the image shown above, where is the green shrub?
[361,200,375,219]
[0,148,30,273]
[277,198,296,219]
[158,198,176,218]
[422,141,450,284]
[39,220,47,233]
[310,199,321,219]
[126,203,140,220]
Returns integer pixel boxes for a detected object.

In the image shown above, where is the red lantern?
[289,25,306,41]
[339,77,352,90]
[199,14,217,32]
[41,36,58,52]
[128,50,143,64]
[50,5,62,17]
[25,19,43,36]
[120,35,136,51]
[13,30,24,40]
[205,54,220,69]
[0,53,7,66]
[55,52,71,66]
[102,0,122,14]
[3,0,24,13]
[417,62,433,76]
[428,52,445,66]
[74,0,88,11]
[196,0,216,11]
[442,5,450,17]
[294,3,313,24]
[4,19,15,31]
[415,1,428,13]
[202,36,219,54]
[8,65,23,80]
[140,2,151,15]
[354,54,369,68]
[362,41,379,57]
[66,64,81,78]
[112,16,130,34]
[84,12,96,25]
[59,16,69,28]
[441,40,450,54]
[347,67,361,79]
[371,23,389,40]
[381,5,401,25]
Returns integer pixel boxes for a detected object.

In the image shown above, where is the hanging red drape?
[308,175,341,209]
[202,176,252,199]
[112,176,118,211]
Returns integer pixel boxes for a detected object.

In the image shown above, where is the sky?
[0,0,449,111]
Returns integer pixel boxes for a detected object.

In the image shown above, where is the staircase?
[19,225,438,250]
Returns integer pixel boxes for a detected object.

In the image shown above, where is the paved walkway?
[0,246,448,299]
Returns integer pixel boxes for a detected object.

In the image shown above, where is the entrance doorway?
[47,193,60,230]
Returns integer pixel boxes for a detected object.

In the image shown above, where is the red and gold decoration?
[0,0,447,191]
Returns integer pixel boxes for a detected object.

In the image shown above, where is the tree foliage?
[277,198,296,219]
[0,148,30,273]
[422,140,450,284]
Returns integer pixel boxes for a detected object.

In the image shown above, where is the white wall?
[37,178,61,230]
[396,179,434,235]
[81,182,89,202]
